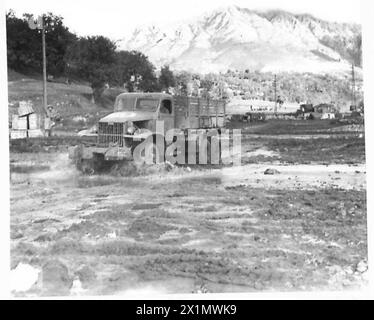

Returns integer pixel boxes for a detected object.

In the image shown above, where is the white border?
[0,0,373,300]
[0,0,11,300]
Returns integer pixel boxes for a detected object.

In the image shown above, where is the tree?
[111,50,158,92]
[6,10,40,74]
[200,78,214,92]
[43,13,77,76]
[65,36,117,103]
[175,71,192,95]
[6,11,75,76]
[158,65,175,91]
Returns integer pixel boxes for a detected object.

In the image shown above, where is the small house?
[315,103,337,114]
[321,112,336,120]
[10,101,51,139]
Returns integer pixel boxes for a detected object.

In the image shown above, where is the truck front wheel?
[76,154,104,174]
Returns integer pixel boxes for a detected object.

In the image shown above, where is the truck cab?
[99,92,175,136]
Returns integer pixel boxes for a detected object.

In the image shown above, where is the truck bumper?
[68,145,133,161]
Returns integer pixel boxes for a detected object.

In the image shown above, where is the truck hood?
[99,111,156,123]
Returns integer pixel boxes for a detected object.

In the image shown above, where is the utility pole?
[42,17,48,116]
[351,64,356,108]
[274,74,277,113]
[28,15,48,116]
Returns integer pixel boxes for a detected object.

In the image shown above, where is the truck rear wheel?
[184,135,223,165]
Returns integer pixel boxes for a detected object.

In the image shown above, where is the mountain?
[118,6,362,75]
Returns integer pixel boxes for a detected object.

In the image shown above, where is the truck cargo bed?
[174,96,226,130]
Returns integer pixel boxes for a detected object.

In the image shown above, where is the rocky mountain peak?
[118,6,361,74]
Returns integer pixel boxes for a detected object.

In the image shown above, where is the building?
[10,101,51,139]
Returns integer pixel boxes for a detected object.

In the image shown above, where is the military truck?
[69,92,226,173]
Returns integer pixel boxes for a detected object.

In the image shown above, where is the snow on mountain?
[118,6,361,74]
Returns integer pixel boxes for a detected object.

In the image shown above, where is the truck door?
[159,99,174,133]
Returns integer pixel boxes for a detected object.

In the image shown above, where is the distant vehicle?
[350,104,364,114]
[349,111,363,119]
[243,112,266,122]
[77,125,98,137]
[69,93,227,173]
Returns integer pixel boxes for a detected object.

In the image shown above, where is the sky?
[5,0,363,40]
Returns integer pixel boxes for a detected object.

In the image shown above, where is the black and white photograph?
[0,0,372,300]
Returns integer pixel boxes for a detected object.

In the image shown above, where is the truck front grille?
[98,122,125,147]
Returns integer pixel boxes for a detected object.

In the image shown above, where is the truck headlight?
[126,121,136,134]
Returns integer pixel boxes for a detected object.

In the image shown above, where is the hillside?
[8,68,362,122]
[216,70,362,108]
[118,6,361,74]
[7,72,117,132]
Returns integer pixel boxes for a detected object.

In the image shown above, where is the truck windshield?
[136,99,159,112]
[114,97,136,111]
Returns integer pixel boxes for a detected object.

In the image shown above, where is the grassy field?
[8,74,121,132]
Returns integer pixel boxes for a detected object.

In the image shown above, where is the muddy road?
[9,133,367,296]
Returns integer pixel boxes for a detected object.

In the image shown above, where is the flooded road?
[9,151,368,296]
